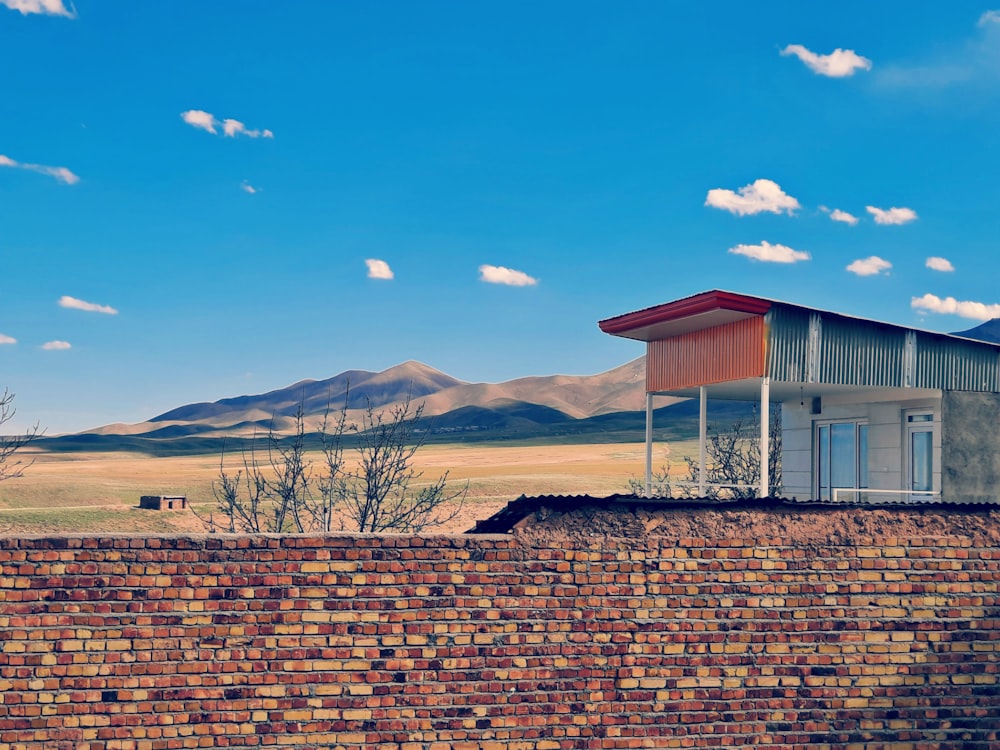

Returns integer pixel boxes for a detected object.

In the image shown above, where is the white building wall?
[779,395,941,500]
[781,404,812,499]
[867,403,902,492]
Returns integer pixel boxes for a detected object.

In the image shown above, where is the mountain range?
[79,357,649,437]
[40,357,707,453]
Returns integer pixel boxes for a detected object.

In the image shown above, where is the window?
[815,420,868,501]
[906,411,934,496]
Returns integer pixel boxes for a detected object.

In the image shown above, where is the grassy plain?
[0,440,697,535]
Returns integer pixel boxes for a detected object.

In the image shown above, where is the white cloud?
[912,293,1000,321]
[828,208,859,226]
[222,119,274,139]
[43,166,77,184]
[866,205,918,225]
[42,340,71,350]
[781,44,873,77]
[846,256,892,276]
[0,153,79,184]
[0,334,15,345]
[705,179,800,217]
[182,110,273,139]
[365,259,394,280]
[180,109,218,134]
[58,295,118,315]
[978,10,1000,27]
[479,264,539,286]
[0,0,75,17]
[926,256,955,272]
[241,181,259,194]
[727,241,810,264]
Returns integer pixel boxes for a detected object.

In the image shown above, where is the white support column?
[698,386,707,496]
[645,392,653,496]
[760,377,770,498]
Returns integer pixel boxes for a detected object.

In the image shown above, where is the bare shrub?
[339,394,466,533]
[205,389,465,533]
[0,389,42,483]
[627,463,673,498]
[630,407,781,499]
[681,409,782,499]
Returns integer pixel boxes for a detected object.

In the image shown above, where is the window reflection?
[816,420,868,502]
[911,430,932,492]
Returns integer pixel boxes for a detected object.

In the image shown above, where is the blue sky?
[2,2,1000,433]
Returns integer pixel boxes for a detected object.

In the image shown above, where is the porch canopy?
[599,290,1000,498]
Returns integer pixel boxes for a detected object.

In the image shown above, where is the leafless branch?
[681,409,782,499]
[0,389,42,483]
[339,393,466,533]
[206,384,466,534]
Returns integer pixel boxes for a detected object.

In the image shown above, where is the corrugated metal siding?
[817,316,908,387]
[641,299,1000,392]
[765,306,811,382]
[771,309,1000,390]
[647,316,765,392]
[916,338,1000,391]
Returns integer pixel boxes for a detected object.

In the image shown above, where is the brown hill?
[87,357,650,438]
[413,358,647,419]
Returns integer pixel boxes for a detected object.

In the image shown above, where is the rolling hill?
[148,360,465,425]
[84,358,653,438]
[954,318,1000,345]
[39,357,755,454]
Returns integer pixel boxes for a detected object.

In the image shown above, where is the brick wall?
[0,513,998,749]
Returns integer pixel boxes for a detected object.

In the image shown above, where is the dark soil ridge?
[494,496,1000,548]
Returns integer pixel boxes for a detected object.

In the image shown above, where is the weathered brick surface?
[0,520,997,749]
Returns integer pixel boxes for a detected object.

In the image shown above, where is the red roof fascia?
[598,290,772,335]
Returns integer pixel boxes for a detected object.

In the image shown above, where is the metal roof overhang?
[599,290,772,342]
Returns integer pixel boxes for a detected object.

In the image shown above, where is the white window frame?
[814,418,868,502]
[904,409,936,499]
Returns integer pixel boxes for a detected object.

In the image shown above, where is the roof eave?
[598,290,772,341]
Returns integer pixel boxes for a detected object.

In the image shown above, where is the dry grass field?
[0,441,696,535]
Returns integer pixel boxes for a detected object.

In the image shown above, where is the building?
[139,495,188,510]
[599,289,1000,504]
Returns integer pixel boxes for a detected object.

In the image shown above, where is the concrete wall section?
[0,523,998,749]
[942,391,1000,504]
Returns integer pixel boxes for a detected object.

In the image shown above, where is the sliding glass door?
[816,420,868,501]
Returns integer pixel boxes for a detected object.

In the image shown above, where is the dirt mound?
[513,503,1000,548]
